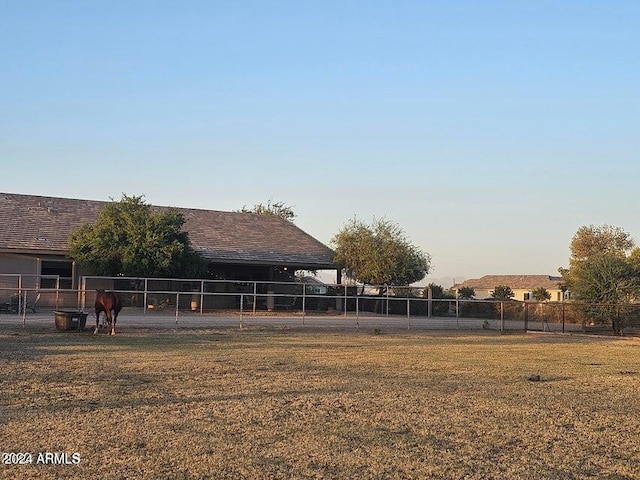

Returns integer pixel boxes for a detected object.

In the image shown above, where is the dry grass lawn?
[1,325,640,479]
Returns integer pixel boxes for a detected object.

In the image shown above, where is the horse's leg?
[112,310,118,336]
[94,308,101,334]
[108,310,115,336]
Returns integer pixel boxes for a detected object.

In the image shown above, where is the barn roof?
[453,275,564,290]
[0,193,336,269]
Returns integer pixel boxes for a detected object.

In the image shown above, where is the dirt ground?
[2,325,639,479]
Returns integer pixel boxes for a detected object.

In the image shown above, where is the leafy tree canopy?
[531,287,551,302]
[458,287,476,299]
[238,199,296,222]
[570,225,634,262]
[561,225,640,316]
[565,253,639,305]
[422,283,455,299]
[492,285,515,300]
[331,218,431,287]
[68,194,205,278]
[627,246,640,267]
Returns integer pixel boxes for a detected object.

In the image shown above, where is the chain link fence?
[1,275,639,335]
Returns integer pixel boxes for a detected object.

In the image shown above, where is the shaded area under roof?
[0,193,336,269]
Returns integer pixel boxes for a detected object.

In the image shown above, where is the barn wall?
[0,253,39,276]
[0,254,39,291]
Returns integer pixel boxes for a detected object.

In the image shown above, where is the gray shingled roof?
[0,193,336,269]
[454,275,564,290]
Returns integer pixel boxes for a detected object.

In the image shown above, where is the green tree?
[491,285,514,300]
[422,283,454,299]
[531,287,551,302]
[627,247,640,268]
[562,224,638,302]
[566,254,638,305]
[569,224,634,262]
[561,225,640,334]
[68,194,205,277]
[458,287,475,299]
[331,218,431,289]
[238,199,296,222]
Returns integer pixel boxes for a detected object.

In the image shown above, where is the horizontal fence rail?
[1,276,639,335]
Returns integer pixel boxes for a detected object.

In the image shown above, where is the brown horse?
[94,289,122,336]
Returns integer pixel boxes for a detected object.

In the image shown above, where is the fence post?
[79,276,86,312]
[456,298,460,330]
[427,286,432,318]
[240,293,244,329]
[302,285,306,326]
[55,277,60,310]
[562,302,565,334]
[143,278,148,314]
[500,301,504,332]
[200,280,205,314]
[524,302,528,333]
[18,274,23,316]
[175,293,179,327]
[22,290,27,327]
[344,285,348,317]
[386,286,389,317]
[253,281,257,315]
[407,296,410,330]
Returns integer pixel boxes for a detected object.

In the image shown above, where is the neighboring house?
[452,275,565,302]
[0,193,336,291]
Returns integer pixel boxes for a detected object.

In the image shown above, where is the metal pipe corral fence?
[1,275,638,335]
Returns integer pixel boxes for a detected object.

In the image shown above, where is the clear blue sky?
[2,1,638,283]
